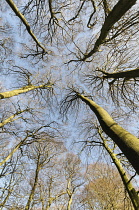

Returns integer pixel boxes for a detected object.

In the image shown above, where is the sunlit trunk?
[78,93,139,174]
[0,109,27,127]
[25,155,41,210]
[0,136,28,167]
[0,84,52,99]
[5,0,47,53]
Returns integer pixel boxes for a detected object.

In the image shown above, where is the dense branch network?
[1,0,139,208]
[86,67,139,107]
[97,128,139,210]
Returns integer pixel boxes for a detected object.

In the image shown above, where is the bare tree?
[61,90,139,174]
[97,127,139,209]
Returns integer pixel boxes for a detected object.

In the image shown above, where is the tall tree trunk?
[25,155,41,210]
[5,0,48,53]
[78,93,139,174]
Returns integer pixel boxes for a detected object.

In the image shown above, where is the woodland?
[1,0,139,209]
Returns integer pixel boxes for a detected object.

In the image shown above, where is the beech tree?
[1,0,139,209]
[62,91,139,174]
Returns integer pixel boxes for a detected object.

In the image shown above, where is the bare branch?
[0,109,29,128]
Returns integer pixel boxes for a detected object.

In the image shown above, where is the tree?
[24,139,62,210]
[62,91,139,174]
[62,153,84,210]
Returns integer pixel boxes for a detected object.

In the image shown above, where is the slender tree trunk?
[0,109,27,127]
[0,136,28,167]
[98,129,139,210]
[67,195,73,210]
[0,170,15,209]
[66,179,74,210]
[78,93,139,174]
[25,156,41,210]
[45,179,53,210]
[5,0,48,53]
[0,189,13,209]
[39,185,45,210]
[0,83,52,99]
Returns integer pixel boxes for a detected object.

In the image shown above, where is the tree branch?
[0,83,53,99]
[0,109,29,127]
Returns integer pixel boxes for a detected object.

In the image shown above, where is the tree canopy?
[1,0,139,209]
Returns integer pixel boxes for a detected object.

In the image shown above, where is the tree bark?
[102,68,139,79]
[78,93,139,174]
